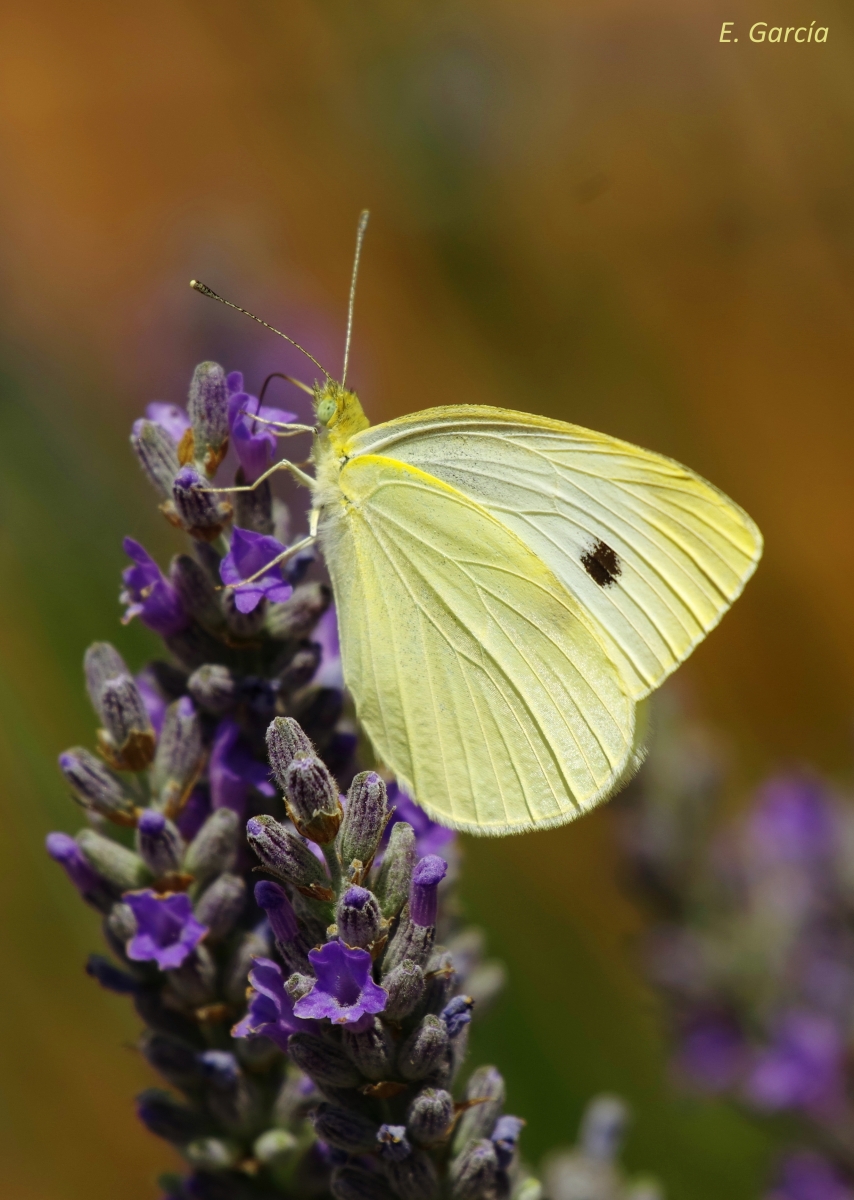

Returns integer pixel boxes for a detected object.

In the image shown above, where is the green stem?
[320,841,343,897]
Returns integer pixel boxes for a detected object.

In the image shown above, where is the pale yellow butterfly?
[192,213,762,836]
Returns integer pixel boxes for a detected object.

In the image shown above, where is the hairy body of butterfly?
[306,381,762,836]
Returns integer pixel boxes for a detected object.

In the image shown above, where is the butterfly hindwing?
[319,453,636,834]
[347,407,763,700]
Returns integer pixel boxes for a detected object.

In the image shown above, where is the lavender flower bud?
[383,959,426,1021]
[382,1146,440,1200]
[491,1115,525,1169]
[172,466,231,540]
[410,856,448,928]
[85,954,140,994]
[407,1088,454,1145]
[135,809,184,876]
[246,815,331,896]
[166,944,217,1007]
[105,899,138,945]
[579,1096,628,1161]
[187,663,239,714]
[84,642,128,709]
[398,1015,449,1081]
[198,1049,240,1090]
[185,1138,241,1171]
[187,362,229,474]
[337,886,382,948]
[382,910,434,976]
[419,948,455,1017]
[377,1124,412,1162]
[331,1166,396,1200]
[195,873,246,941]
[169,556,225,633]
[449,1139,499,1200]
[285,973,314,1001]
[265,581,332,640]
[131,418,181,496]
[311,1103,380,1153]
[97,674,156,771]
[76,829,151,892]
[253,880,312,972]
[339,772,388,874]
[183,808,239,885]
[140,1031,204,1089]
[151,697,203,813]
[288,1036,363,1089]
[284,755,342,844]
[278,643,323,693]
[373,821,416,920]
[135,1088,205,1143]
[266,716,313,788]
[46,832,106,900]
[452,1067,505,1152]
[58,748,137,825]
[342,1017,395,1081]
[234,471,274,536]
[441,995,474,1039]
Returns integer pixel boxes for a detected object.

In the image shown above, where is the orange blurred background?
[1,2,852,1197]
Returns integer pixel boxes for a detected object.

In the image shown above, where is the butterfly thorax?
[310,381,371,524]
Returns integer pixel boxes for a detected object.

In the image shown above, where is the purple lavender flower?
[135,668,168,736]
[766,1152,854,1200]
[45,832,103,897]
[745,1011,845,1116]
[676,1014,746,1093]
[120,538,189,638]
[293,942,388,1027]
[227,386,296,484]
[232,956,317,1050]
[384,783,455,857]
[146,401,191,444]
[209,718,275,816]
[410,855,448,927]
[220,527,293,614]
[746,776,836,869]
[124,889,207,970]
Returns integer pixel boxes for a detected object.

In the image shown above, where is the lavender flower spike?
[124,889,207,970]
[410,855,448,927]
[294,941,388,1027]
[120,538,189,638]
[220,527,294,614]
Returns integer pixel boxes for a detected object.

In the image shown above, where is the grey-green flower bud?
[339,772,388,875]
[288,1036,363,1090]
[253,1128,298,1166]
[337,886,382,949]
[151,697,203,814]
[373,822,416,919]
[407,1087,454,1146]
[223,929,269,1007]
[139,1031,203,1090]
[135,809,184,876]
[245,814,332,897]
[382,908,434,976]
[185,1137,241,1170]
[398,1015,449,1082]
[285,755,342,844]
[266,581,332,641]
[187,361,229,474]
[131,419,181,496]
[58,747,137,825]
[331,1165,397,1200]
[312,1103,380,1154]
[383,959,426,1021]
[266,716,313,789]
[382,1148,440,1200]
[449,1138,499,1200]
[342,1017,395,1082]
[169,555,225,633]
[76,829,151,892]
[183,808,239,885]
[187,663,239,714]
[452,1066,505,1152]
[96,674,156,771]
[194,873,246,941]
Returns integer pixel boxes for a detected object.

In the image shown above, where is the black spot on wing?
[581,538,621,588]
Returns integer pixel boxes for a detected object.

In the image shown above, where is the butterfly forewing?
[319,453,636,834]
[347,407,762,700]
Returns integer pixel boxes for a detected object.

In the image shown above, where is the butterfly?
[193,215,762,836]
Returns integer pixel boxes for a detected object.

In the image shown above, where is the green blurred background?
[1,1,853,1196]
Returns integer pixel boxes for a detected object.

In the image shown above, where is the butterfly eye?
[317,397,338,427]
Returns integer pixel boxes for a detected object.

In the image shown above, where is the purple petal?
[146,402,191,444]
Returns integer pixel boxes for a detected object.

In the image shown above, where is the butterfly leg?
[223,534,317,592]
[200,458,315,493]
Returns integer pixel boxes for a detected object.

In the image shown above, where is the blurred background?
[1,1,852,1197]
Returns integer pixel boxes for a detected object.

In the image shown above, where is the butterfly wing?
[346,407,762,700]
[320,453,636,834]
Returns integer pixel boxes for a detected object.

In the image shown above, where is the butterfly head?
[314,380,370,449]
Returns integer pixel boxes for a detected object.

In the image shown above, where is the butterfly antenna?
[341,209,370,388]
[189,280,331,380]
